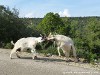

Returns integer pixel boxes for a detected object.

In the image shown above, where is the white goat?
[47,33,77,62]
[10,36,44,59]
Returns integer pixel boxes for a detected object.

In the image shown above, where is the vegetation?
[37,12,65,34]
[0,5,100,63]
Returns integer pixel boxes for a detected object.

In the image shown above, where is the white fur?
[10,37,44,59]
[47,33,77,61]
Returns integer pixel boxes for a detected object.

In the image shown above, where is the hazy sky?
[0,0,100,18]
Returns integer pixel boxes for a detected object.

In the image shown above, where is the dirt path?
[0,48,100,75]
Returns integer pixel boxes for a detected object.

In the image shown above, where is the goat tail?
[71,45,77,57]
[11,41,15,45]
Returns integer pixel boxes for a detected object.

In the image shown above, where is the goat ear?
[40,34,43,37]
[49,32,52,36]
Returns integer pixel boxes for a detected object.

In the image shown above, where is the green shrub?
[4,43,13,49]
[76,49,85,58]
[76,49,98,63]
[89,52,97,64]
[37,46,64,56]
[38,46,57,55]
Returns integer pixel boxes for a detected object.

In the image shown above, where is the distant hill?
[20,16,100,26]
[20,18,43,26]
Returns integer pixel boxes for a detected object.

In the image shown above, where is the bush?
[76,49,85,58]
[89,52,97,64]
[76,49,98,63]
[38,46,58,55]
[4,43,13,49]
[37,45,65,56]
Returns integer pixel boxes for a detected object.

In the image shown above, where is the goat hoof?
[10,57,13,59]
[17,56,21,58]
[18,57,21,58]
[59,55,62,57]
[10,56,12,59]
[66,59,72,62]
[32,56,38,59]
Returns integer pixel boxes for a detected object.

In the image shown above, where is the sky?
[0,0,100,18]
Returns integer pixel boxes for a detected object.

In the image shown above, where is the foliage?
[37,12,65,35]
[37,45,64,56]
[0,5,38,44]
[77,49,98,63]
[3,43,13,49]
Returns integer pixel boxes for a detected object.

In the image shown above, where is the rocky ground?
[0,48,100,75]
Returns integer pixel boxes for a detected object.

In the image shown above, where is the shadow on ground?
[17,56,74,63]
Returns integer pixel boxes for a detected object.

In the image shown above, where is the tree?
[37,12,65,35]
[0,5,29,43]
[84,17,100,54]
